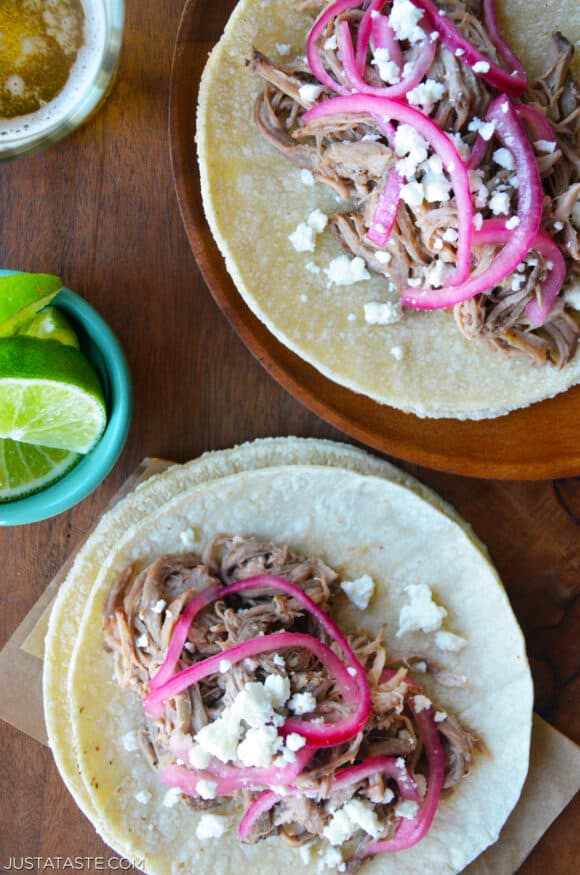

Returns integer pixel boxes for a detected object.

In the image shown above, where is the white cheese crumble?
[136,633,148,649]
[391,345,405,360]
[412,694,432,713]
[400,179,424,207]
[472,60,490,74]
[272,653,286,668]
[189,743,212,769]
[553,221,564,231]
[455,47,465,57]
[152,599,166,614]
[340,574,375,610]
[289,691,317,715]
[219,658,232,673]
[397,583,447,637]
[434,711,448,723]
[135,790,152,805]
[298,84,324,106]
[276,43,291,56]
[394,799,419,820]
[442,227,458,243]
[493,147,514,170]
[325,255,371,285]
[372,48,401,85]
[564,286,580,309]
[363,300,402,325]
[286,732,307,752]
[121,731,139,752]
[394,123,428,169]
[534,139,557,154]
[304,262,320,275]
[406,79,446,112]
[196,779,218,800]
[473,212,484,230]
[390,0,426,45]
[289,209,328,252]
[318,846,345,873]
[375,249,392,264]
[468,117,496,141]
[162,787,183,808]
[434,629,468,652]
[300,168,315,186]
[289,224,315,253]
[196,813,230,840]
[238,724,283,767]
[347,666,358,677]
[505,215,520,230]
[324,33,338,51]
[489,190,510,216]
[323,799,383,845]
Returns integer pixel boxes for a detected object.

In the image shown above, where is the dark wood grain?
[0,0,578,871]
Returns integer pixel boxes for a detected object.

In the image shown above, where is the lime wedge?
[0,337,107,453]
[0,438,81,502]
[18,306,80,349]
[0,273,63,337]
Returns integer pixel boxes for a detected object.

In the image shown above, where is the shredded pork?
[104,536,477,863]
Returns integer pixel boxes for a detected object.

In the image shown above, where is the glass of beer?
[0,0,124,159]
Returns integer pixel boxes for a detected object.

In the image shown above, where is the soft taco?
[44,438,533,874]
[197,0,580,418]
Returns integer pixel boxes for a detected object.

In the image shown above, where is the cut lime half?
[0,337,107,454]
[0,439,81,502]
[0,273,62,337]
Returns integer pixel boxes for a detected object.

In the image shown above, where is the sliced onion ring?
[401,96,542,309]
[303,94,472,283]
[412,0,527,94]
[474,218,567,326]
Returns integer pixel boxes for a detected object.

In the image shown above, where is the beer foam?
[0,1,108,145]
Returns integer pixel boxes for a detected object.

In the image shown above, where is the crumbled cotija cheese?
[325,254,371,285]
[195,779,218,800]
[364,300,402,325]
[389,0,427,45]
[412,694,432,713]
[196,813,230,840]
[298,84,324,105]
[289,691,317,714]
[340,574,375,610]
[394,799,419,820]
[434,630,467,652]
[397,583,447,636]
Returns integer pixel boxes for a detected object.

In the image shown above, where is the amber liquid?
[0,0,85,119]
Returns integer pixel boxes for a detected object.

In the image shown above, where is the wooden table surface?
[0,0,578,870]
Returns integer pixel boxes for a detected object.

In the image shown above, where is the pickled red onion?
[238,754,421,841]
[337,17,437,98]
[161,745,313,798]
[150,574,370,698]
[473,219,567,326]
[364,699,445,854]
[306,0,358,94]
[303,94,472,283]
[412,0,527,94]
[402,97,542,309]
[356,0,384,75]
[366,167,404,247]
[144,630,369,746]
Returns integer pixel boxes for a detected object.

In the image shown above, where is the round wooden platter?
[169,0,580,480]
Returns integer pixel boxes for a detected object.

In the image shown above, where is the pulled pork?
[104,536,477,867]
[250,0,580,367]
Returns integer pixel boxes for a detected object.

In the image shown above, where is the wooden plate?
[169,0,580,480]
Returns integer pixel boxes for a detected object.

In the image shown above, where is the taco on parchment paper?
[44,438,533,874]
[197,0,580,419]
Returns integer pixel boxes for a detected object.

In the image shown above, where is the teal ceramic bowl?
[0,275,132,525]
